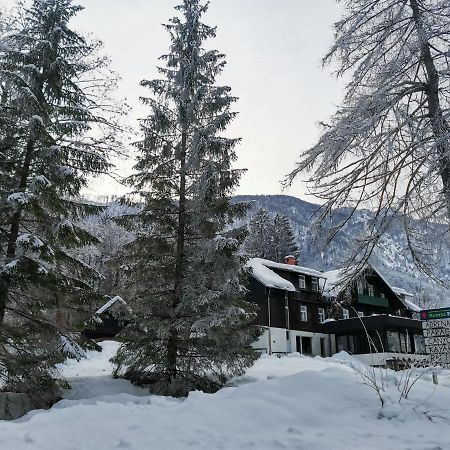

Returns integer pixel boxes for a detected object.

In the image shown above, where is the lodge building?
[247,256,427,367]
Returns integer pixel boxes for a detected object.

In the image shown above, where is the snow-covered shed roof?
[246,258,324,292]
[96,296,127,315]
[392,286,414,298]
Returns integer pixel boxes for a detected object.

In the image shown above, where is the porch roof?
[320,314,423,334]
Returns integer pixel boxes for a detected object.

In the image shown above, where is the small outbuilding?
[84,296,130,339]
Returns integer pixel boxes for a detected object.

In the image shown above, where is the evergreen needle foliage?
[113,0,260,397]
[244,208,299,262]
[0,0,123,398]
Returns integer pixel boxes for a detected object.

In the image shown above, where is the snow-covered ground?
[1,342,450,450]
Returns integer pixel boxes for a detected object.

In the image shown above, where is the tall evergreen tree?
[0,0,122,397]
[273,214,299,263]
[113,0,259,397]
[244,209,299,263]
[244,208,276,260]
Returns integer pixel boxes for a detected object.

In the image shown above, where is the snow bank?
[2,342,450,449]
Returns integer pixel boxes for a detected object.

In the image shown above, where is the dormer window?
[368,284,374,297]
[311,277,319,292]
[298,274,306,290]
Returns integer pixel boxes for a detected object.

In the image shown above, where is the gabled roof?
[321,264,421,312]
[246,258,324,292]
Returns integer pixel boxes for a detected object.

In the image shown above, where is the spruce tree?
[273,214,299,263]
[113,0,259,397]
[244,208,276,260]
[0,0,122,397]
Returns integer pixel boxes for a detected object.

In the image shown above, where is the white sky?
[2,0,346,200]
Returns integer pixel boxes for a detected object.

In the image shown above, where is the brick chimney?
[284,255,297,266]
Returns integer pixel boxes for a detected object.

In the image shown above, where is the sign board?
[421,311,450,368]
[420,308,450,321]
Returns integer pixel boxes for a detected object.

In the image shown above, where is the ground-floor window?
[414,334,426,354]
[296,335,312,355]
[387,330,401,352]
[320,337,327,357]
[302,336,312,355]
[337,335,349,352]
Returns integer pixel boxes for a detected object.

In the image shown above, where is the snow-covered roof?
[246,259,296,292]
[320,268,350,298]
[96,296,127,315]
[246,258,325,292]
[250,258,323,278]
[403,298,421,313]
[392,286,414,298]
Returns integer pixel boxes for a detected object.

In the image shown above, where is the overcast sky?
[2,0,345,200]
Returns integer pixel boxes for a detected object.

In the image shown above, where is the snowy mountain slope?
[236,195,450,306]
[2,342,450,450]
[81,195,449,305]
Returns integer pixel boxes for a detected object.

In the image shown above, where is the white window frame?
[342,308,350,320]
[318,308,325,323]
[380,293,385,299]
[311,277,319,292]
[298,274,306,290]
[368,284,374,297]
[357,280,364,294]
[300,305,308,322]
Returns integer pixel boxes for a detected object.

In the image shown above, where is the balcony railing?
[357,294,389,308]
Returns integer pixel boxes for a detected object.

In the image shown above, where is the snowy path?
[1,342,450,450]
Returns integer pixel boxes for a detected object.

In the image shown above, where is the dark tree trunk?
[0,138,35,324]
[410,0,450,218]
[167,130,188,379]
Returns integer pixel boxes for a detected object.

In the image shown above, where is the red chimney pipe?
[285,255,297,266]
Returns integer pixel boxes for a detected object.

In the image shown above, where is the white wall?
[253,327,332,356]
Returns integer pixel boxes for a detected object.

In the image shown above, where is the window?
[414,334,426,354]
[357,311,364,317]
[300,305,308,322]
[320,338,327,357]
[342,308,350,320]
[337,335,349,352]
[301,336,312,355]
[311,277,319,291]
[387,331,401,352]
[357,280,364,294]
[298,274,306,290]
[368,284,374,297]
[318,308,326,323]
[380,293,385,299]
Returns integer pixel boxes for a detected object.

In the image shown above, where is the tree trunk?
[167,131,188,379]
[0,138,35,324]
[410,0,450,218]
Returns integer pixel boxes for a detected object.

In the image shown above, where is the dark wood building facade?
[247,257,427,365]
